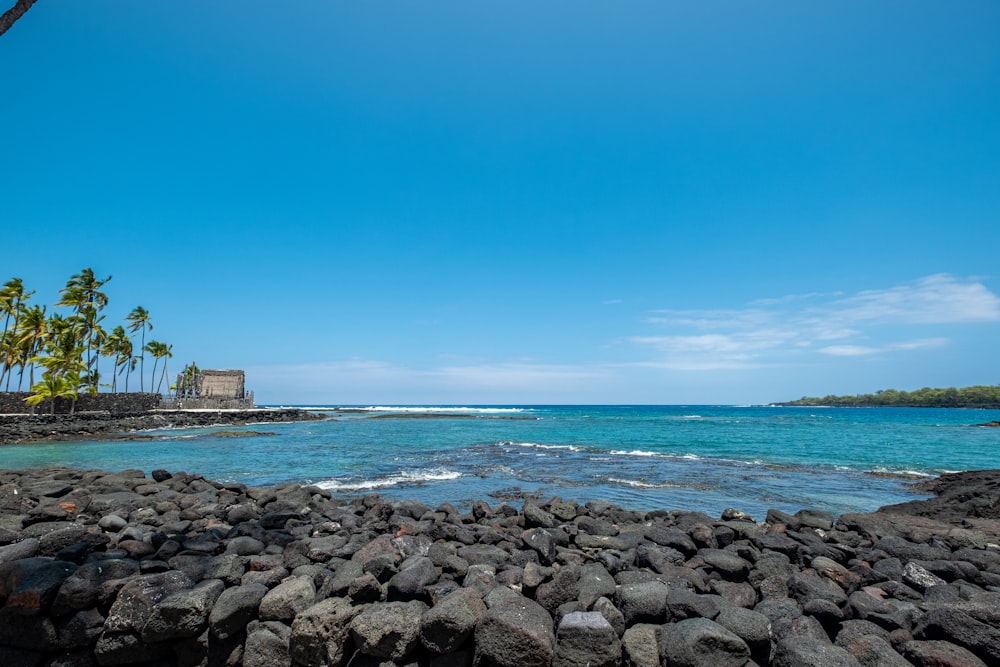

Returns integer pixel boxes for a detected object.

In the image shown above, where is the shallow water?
[2,405,998,519]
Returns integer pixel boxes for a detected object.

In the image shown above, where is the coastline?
[1,466,998,666]
[0,409,325,446]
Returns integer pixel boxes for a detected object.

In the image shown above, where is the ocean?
[2,405,999,520]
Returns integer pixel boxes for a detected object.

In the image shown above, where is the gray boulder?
[912,607,1000,664]
[840,635,912,667]
[387,555,437,601]
[141,578,224,642]
[0,556,77,614]
[259,575,316,621]
[577,562,616,608]
[349,600,428,660]
[245,620,292,667]
[659,617,750,667]
[715,606,772,665]
[555,611,621,667]
[772,637,861,667]
[536,564,581,614]
[900,639,989,667]
[614,580,668,626]
[103,570,195,634]
[621,624,659,667]
[209,582,268,639]
[289,597,358,667]
[420,587,487,654]
[474,595,556,667]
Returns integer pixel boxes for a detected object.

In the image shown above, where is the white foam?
[316,469,461,491]
[610,449,659,457]
[503,441,582,452]
[606,477,672,489]
[358,406,528,414]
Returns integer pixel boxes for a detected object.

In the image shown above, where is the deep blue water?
[2,405,999,519]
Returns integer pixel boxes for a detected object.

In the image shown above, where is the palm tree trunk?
[0,0,37,37]
[150,357,159,395]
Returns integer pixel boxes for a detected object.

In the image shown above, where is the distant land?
[772,385,1000,408]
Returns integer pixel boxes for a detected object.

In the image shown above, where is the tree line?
[0,269,173,413]
[776,385,1000,408]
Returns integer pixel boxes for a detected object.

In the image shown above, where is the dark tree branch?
[0,0,38,38]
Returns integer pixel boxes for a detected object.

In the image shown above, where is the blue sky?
[3,2,999,405]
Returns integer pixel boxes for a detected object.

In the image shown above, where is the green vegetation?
[0,269,174,413]
[776,385,1000,408]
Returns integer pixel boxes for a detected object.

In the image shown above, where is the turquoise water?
[2,405,999,519]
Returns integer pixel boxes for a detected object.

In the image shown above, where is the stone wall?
[0,392,162,415]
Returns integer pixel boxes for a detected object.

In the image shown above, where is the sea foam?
[316,469,461,491]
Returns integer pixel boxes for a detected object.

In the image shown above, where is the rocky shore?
[0,410,326,445]
[1,468,999,667]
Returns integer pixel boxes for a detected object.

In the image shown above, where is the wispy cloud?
[630,274,999,370]
[824,274,1000,325]
[819,338,949,357]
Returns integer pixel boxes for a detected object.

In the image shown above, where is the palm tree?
[58,268,110,393]
[126,306,152,392]
[145,340,173,395]
[175,362,200,398]
[25,373,77,415]
[101,325,130,393]
[1,277,33,390]
[13,304,46,391]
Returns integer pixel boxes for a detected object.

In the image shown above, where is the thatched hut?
[198,370,245,399]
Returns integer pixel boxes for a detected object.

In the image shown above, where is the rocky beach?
[0,410,326,446]
[1,464,999,667]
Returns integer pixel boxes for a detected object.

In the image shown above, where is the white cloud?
[818,345,878,357]
[631,275,998,369]
[819,338,950,357]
